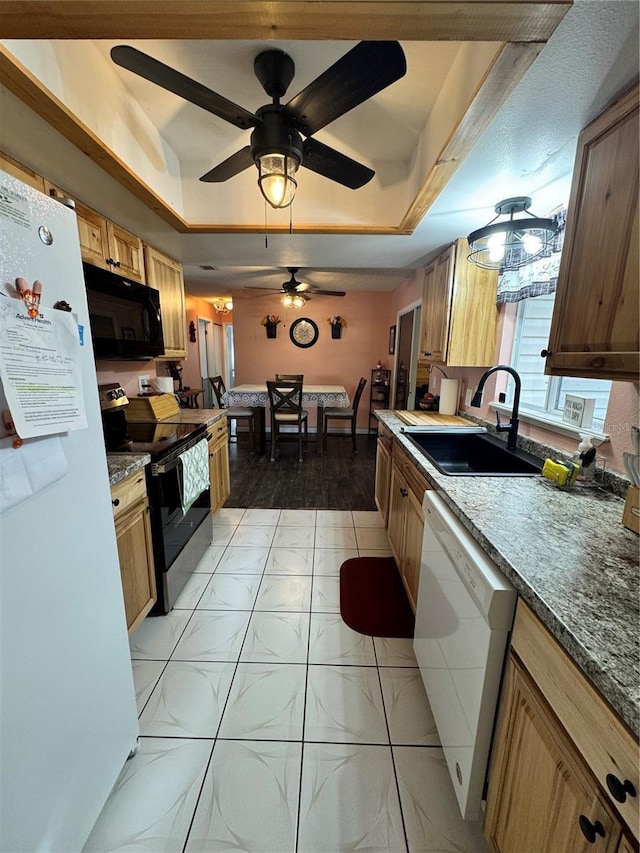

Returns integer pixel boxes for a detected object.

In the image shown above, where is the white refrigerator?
[0,172,139,850]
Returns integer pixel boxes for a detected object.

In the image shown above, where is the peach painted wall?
[230,290,394,430]
[180,295,232,394]
[95,360,161,399]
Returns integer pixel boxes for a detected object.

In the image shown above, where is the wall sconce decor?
[189,321,197,343]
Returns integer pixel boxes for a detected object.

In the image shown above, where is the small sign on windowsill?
[563,395,596,429]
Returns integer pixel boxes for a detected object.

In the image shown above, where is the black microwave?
[83,262,165,360]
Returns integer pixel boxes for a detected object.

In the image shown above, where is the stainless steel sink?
[404,430,543,476]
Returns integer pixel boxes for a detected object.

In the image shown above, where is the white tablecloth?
[223,384,350,408]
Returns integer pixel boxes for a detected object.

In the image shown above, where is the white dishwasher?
[414,491,516,821]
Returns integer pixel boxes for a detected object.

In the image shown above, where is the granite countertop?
[377,411,639,738]
[126,408,226,428]
[107,453,150,486]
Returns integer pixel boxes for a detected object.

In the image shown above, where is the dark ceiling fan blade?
[110,45,260,130]
[302,138,374,189]
[286,41,406,136]
[310,289,346,297]
[200,147,254,182]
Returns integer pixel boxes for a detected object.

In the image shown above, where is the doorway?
[198,318,218,407]
[393,303,422,411]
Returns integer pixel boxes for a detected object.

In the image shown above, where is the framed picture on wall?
[389,325,396,355]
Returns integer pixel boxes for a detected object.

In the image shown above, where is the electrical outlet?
[465,388,473,406]
[138,374,150,394]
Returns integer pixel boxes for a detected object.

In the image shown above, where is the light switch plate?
[465,388,473,406]
[138,374,150,394]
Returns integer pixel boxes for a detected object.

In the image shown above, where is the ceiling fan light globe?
[281,294,293,307]
[257,153,299,208]
[291,294,306,308]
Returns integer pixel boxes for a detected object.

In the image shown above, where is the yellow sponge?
[541,458,580,486]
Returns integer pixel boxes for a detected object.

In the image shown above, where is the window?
[509,293,611,431]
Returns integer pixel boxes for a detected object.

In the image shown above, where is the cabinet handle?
[400,487,408,497]
[605,773,637,803]
[105,257,114,265]
[578,815,605,843]
[540,349,553,357]
[114,260,121,268]
[112,498,120,507]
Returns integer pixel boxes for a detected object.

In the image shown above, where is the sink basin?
[405,431,543,476]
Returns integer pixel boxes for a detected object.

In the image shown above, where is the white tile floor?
[84,509,488,853]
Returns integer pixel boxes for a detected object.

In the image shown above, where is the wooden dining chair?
[275,374,304,382]
[208,375,255,450]
[266,380,309,462]
[321,377,367,454]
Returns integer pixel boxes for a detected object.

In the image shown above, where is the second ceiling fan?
[111,41,406,207]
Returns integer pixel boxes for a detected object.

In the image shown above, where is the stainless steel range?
[99,384,213,613]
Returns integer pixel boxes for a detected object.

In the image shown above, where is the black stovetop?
[123,421,206,458]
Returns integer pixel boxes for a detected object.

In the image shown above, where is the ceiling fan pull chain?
[264,200,268,249]
[289,201,293,235]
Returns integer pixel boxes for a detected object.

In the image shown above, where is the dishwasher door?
[413,491,516,820]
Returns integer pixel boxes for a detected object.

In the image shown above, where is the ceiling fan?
[110,41,406,208]
[246,269,346,303]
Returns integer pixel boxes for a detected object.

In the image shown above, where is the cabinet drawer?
[392,442,430,501]
[512,600,639,838]
[207,416,228,450]
[110,470,147,521]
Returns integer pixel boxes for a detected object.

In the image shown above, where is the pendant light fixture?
[212,298,234,315]
[467,197,557,271]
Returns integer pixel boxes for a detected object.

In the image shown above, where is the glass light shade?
[467,197,557,271]
[281,294,293,307]
[257,153,299,209]
[281,293,306,308]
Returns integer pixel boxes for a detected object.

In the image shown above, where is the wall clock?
[289,317,319,348]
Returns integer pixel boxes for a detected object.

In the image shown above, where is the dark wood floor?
[225,431,378,510]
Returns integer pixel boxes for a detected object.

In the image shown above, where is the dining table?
[222,384,350,454]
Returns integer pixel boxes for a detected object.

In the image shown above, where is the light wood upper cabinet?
[420,239,499,367]
[44,183,147,283]
[110,470,156,636]
[144,244,187,360]
[106,221,145,283]
[544,81,639,382]
[0,151,45,192]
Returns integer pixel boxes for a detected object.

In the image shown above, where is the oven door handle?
[151,457,181,476]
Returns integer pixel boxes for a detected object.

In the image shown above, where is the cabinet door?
[114,497,157,635]
[0,151,45,192]
[207,418,230,515]
[387,461,406,564]
[447,240,498,366]
[485,658,621,853]
[421,246,453,361]
[73,199,110,270]
[545,82,639,382]
[107,221,146,283]
[402,485,423,611]
[375,436,392,527]
[144,245,187,359]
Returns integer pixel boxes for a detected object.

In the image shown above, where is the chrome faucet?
[471,365,522,451]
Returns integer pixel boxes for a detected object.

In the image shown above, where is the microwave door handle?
[141,299,162,344]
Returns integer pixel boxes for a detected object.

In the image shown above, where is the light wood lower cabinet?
[207,416,230,515]
[110,470,157,635]
[374,423,392,526]
[485,601,639,853]
[388,443,429,611]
